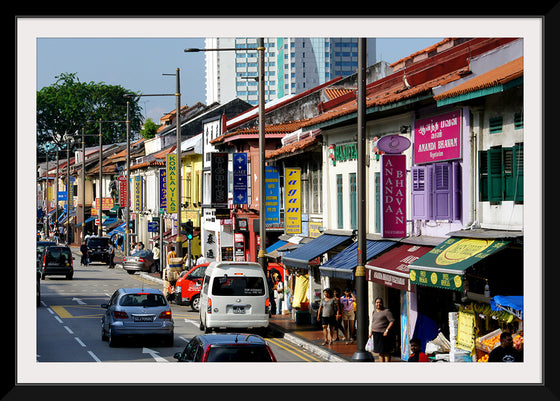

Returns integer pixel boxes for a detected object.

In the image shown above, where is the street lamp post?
[184,39,267,271]
[125,70,182,257]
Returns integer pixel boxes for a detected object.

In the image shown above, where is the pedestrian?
[274,274,284,315]
[317,288,338,345]
[340,288,356,344]
[369,297,395,362]
[266,270,276,316]
[408,337,430,362]
[196,254,208,265]
[80,240,89,266]
[488,332,523,362]
[167,246,176,260]
[332,288,345,342]
[153,243,160,273]
[108,241,115,269]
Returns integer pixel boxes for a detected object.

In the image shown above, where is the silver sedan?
[101,288,174,347]
[122,250,155,274]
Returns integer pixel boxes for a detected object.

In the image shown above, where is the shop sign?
[375,134,411,154]
[328,142,357,166]
[211,153,228,206]
[285,167,301,234]
[95,197,114,211]
[166,154,177,213]
[118,175,128,207]
[133,176,142,212]
[234,233,245,262]
[265,166,280,224]
[381,154,406,238]
[414,109,462,164]
[159,169,166,211]
[233,153,248,204]
[456,310,476,353]
[409,268,464,291]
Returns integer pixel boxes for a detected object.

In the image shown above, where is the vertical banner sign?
[166,153,177,213]
[265,166,280,224]
[159,168,167,211]
[233,153,248,204]
[211,153,228,206]
[118,175,127,207]
[285,167,301,234]
[134,176,143,212]
[381,154,406,237]
[414,109,462,164]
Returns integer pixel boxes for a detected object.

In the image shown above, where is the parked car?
[39,245,73,280]
[169,263,209,310]
[86,236,111,264]
[173,333,276,362]
[101,288,174,347]
[123,250,154,274]
[37,240,56,268]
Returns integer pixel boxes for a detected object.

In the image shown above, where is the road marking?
[142,347,168,362]
[51,306,73,319]
[54,316,63,324]
[267,337,322,362]
[74,337,86,347]
[88,351,101,362]
[72,297,86,305]
[63,326,74,334]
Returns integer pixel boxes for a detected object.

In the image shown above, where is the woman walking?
[369,297,395,362]
[316,288,338,345]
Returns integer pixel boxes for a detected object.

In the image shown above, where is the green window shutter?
[514,112,523,129]
[478,150,488,202]
[487,147,503,202]
[503,147,514,200]
[337,174,343,229]
[513,143,524,202]
[349,173,357,230]
[489,117,503,134]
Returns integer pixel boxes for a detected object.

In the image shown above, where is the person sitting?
[408,337,430,362]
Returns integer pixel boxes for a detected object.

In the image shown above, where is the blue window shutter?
[411,165,432,220]
[433,162,453,220]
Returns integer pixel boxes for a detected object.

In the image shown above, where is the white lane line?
[74,337,86,347]
[63,326,74,334]
[54,316,63,324]
[88,351,101,362]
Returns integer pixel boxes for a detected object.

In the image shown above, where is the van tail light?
[158,310,172,320]
[42,254,47,267]
[113,311,128,319]
[207,298,212,314]
[265,298,270,314]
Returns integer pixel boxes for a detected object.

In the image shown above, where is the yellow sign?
[435,238,494,266]
[285,167,301,234]
[456,310,476,353]
[166,154,178,214]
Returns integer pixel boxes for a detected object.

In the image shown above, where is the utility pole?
[352,38,374,362]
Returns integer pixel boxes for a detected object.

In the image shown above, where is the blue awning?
[267,240,288,253]
[319,240,397,280]
[58,212,67,223]
[107,222,126,236]
[281,233,352,269]
[102,217,118,226]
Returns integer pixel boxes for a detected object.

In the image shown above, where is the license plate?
[133,315,154,322]
[233,306,245,314]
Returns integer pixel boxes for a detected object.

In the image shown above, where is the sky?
[36,37,443,123]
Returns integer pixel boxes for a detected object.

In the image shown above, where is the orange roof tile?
[324,87,355,100]
[266,135,320,160]
[434,57,523,100]
[211,120,310,144]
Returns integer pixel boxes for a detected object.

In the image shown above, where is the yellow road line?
[50,305,103,319]
[267,337,322,362]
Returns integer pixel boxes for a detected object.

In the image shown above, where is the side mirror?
[173,352,183,361]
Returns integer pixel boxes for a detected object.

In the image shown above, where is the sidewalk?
[72,244,397,363]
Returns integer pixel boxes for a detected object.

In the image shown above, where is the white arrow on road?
[142,347,168,362]
[72,297,86,305]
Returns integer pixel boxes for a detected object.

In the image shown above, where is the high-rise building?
[204,37,376,105]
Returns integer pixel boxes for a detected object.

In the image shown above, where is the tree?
[139,118,160,139]
[36,73,143,160]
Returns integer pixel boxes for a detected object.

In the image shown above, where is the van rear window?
[211,277,265,296]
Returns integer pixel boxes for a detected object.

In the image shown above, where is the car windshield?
[211,276,265,296]
[206,345,272,362]
[45,248,72,264]
[88,238,110,247]
[37,242,56,254]
[131,250,151,257]
[119,293,167,307]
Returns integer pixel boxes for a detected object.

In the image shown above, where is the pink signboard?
[414,109,462,164]
[381,154,406,238]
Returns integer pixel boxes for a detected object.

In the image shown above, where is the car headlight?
[174,286,181,293]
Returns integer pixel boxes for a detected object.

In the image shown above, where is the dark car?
[123,250,154,274]
[39,245,73,280]
[86,236,111,264]
[37,241,57,268]
[173,334,276,362]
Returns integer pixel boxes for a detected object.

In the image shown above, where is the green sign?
[409,237,510,291]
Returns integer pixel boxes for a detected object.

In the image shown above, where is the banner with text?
[233,153,248,204]
[265,166,280,224]
[381,154,406,238]
[414,109,462,164]
[285,167,301,234]
[166,154,177,213]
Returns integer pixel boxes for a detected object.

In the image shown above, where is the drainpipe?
[465,107,482,230]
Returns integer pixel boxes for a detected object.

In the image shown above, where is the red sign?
[118,175,127,207]
[414,109,461,164]
[381,154,406,238]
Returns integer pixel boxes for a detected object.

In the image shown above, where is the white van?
[199,262,269,333]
